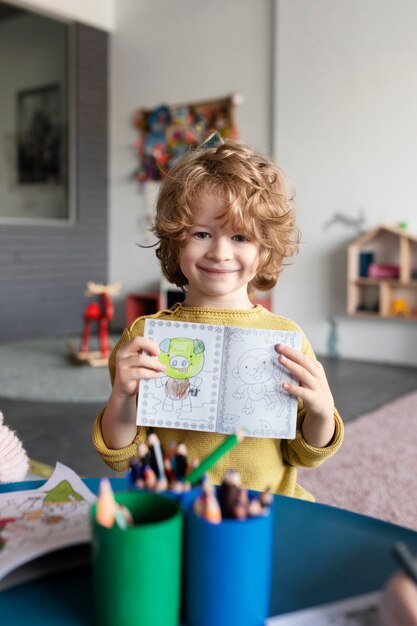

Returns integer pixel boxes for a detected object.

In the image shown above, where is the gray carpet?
[0,336,117,477]
[0,336,114,402]
[0,396,118,478]
[320,355,417,423]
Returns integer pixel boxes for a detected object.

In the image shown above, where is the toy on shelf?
[390,298,411,317]
[67,281,122,367]
[356,302,379,314]
[367,263,400,279]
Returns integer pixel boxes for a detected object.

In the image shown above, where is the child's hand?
[275,343,335,447]
[380,570,417,626]
[113,336,166,398]
[101,336,165,449]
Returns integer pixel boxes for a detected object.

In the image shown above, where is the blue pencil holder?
[184,493,274,626]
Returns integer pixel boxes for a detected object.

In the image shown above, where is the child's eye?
[232,234,249,242]
[193,231,211,239]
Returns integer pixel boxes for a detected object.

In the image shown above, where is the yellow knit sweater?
[92,304,344,501]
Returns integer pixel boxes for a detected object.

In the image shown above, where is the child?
[92,136,343,500]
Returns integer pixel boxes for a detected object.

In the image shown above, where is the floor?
[1,340,417,479]
[320,354,417,422]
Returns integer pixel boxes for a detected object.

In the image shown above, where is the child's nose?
[208,237,233,261]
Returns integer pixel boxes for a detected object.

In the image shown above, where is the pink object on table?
[367,263,400,278]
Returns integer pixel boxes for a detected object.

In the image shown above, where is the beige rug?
[298,390,417,531]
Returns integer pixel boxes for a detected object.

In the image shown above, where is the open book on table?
[137,319,301,439]
[0,462,96,591]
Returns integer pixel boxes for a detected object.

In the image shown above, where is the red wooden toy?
[68,281,121,367]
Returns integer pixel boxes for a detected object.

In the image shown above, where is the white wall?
[6,0,417,365]
[274,0,417,365]
[109,0,274,324]
[8,0,113,30]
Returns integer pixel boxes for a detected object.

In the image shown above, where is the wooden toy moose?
[67,281,122,367]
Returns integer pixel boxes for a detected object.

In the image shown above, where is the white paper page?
[138,319,226,433]
[218,326,301,438]
[266,591,382,626]
[0,462,96,582]
[137,319,300,438]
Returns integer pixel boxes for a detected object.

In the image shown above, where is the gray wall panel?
[0,23,108,341]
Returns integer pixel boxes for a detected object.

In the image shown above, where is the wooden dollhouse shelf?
[347,224,417,320]
[352,278,417,286]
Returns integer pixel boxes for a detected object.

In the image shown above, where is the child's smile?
[179,195,260,309]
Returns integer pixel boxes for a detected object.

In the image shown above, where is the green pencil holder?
[91,491,183,626]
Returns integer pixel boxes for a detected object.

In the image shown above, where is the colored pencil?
[28,458,55,479]
[184,430,245,485]
[148,432,166,480]
[96,478,130,530]
[96,478,115,528]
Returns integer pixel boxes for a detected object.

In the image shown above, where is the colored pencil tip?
[236,429,246,442]
[96,478,116,528]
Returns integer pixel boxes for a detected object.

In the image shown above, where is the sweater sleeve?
[92,407,146,472]
[91,321,147,472]
[281,405,344,468]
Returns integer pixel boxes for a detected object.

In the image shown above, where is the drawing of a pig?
[157,337,205,412]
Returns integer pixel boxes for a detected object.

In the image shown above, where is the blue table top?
[1,478,417,625]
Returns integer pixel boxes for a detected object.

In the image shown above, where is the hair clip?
[200,131,224,149]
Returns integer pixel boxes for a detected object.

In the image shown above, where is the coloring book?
[137,319,301,439]
[0,463,96,591]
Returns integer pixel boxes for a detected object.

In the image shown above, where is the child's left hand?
[379,569,417,626]
[275,343,335,447]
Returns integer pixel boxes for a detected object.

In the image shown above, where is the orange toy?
[390,298,411,317]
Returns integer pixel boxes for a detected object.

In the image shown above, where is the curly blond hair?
[152,140,300,292]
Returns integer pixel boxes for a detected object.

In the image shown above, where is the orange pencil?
[193,480,222,524]
[96,477,116,528]
[204,490,222,524]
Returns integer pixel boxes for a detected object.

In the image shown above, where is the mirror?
[0,1,74,224]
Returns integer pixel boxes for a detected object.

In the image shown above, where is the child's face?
[179,194,260,308]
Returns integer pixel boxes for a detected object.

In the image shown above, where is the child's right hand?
[113,336,166,398]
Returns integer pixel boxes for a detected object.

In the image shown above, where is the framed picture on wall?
[134,93,241,182]
[17,84,62,184]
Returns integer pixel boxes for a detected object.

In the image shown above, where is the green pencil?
[28,458,55,479]
[184,430,245,485]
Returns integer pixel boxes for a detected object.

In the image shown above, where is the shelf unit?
[125,292,163,327]
[347,224,417,320]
